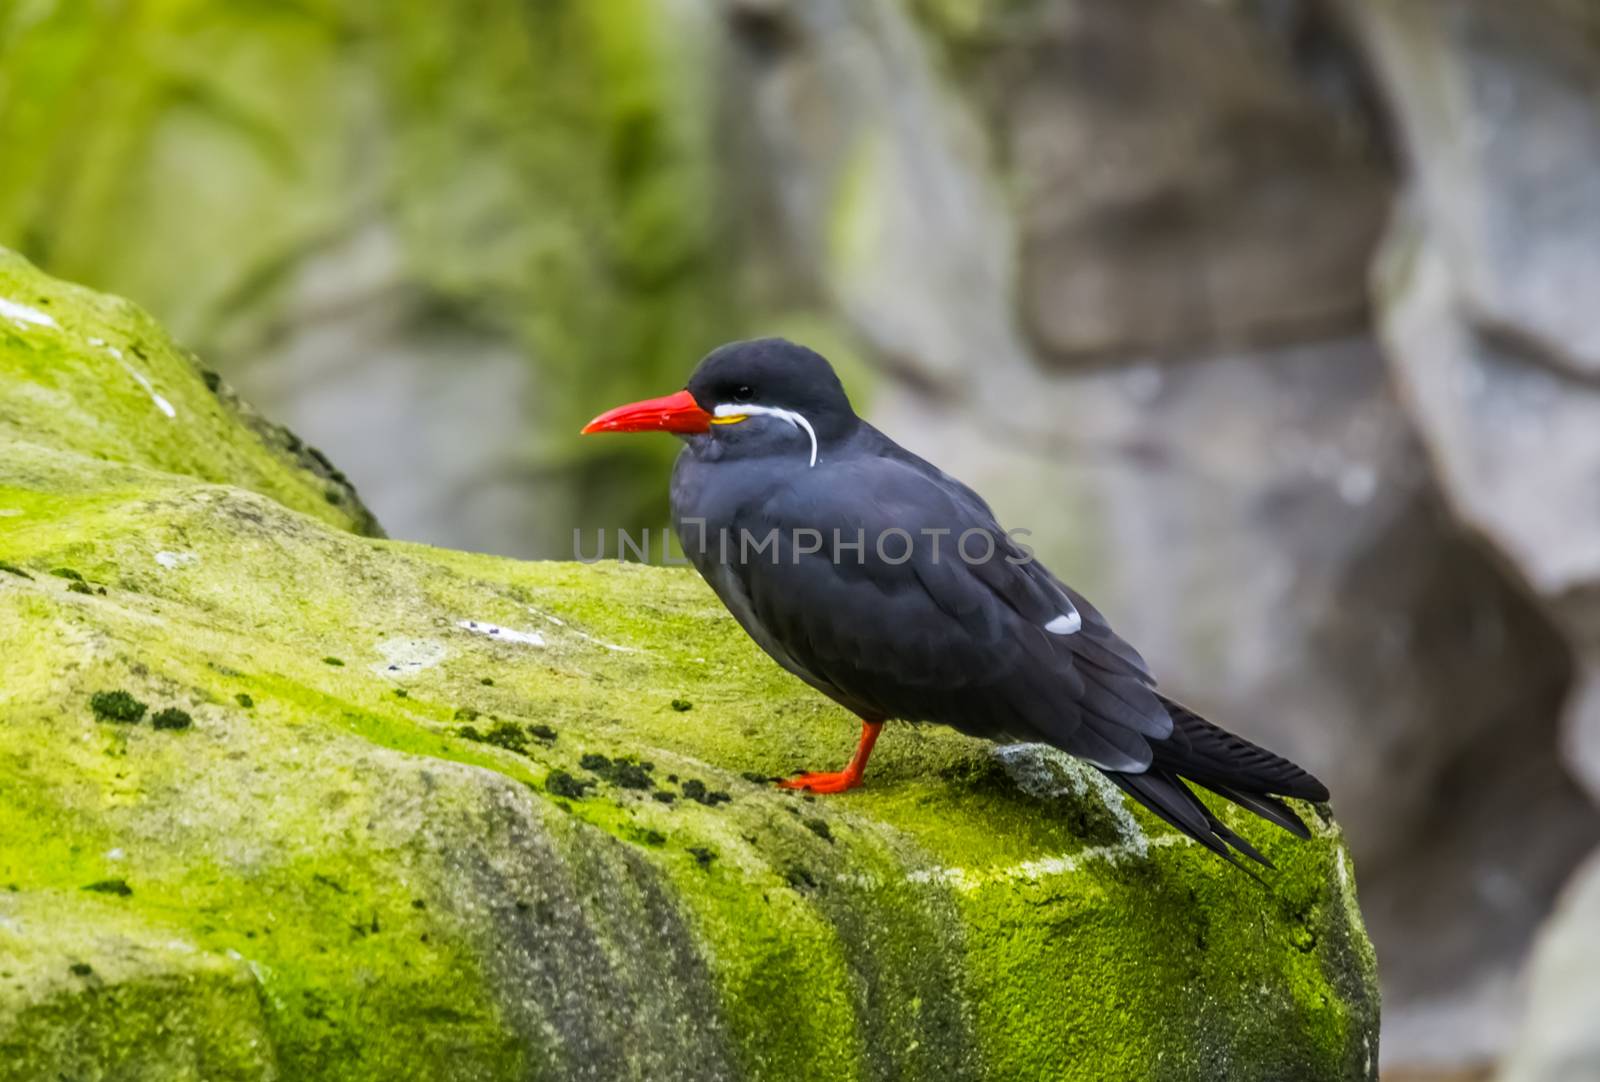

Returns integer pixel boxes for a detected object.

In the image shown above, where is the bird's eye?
[732,385,754,403]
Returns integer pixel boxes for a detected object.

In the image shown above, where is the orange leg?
[778,720,883,794]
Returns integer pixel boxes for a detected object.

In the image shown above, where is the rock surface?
[946,0,1389,365]
[1353,0,1600,802]
[0,252,1377,1078]
[1499,853,1600,1082]
[1345,0,1600,1076]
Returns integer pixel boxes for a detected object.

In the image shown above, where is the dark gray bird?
[583,338,1328,867]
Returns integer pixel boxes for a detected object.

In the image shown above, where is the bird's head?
[581,338,858,467]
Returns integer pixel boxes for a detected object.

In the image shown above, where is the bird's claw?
[776,770,863,794]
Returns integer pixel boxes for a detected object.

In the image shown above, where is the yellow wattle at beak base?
[710,414,748,425]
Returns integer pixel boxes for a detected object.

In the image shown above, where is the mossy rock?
[0,248,378,536]
[0,249,1379,1079]
[0,0,758,549]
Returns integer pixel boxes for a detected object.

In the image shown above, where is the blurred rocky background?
[4,0,1600,1076]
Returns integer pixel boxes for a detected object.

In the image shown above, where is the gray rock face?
[1374,216,1600,812]
[1499,853,1600,1082]
[1354,0,1600,732]
[1357,0,1600,380]
[993,0,1390,364]
[1346,0,1600,1074]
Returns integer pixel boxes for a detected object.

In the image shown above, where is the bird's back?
[672,427,1134,749]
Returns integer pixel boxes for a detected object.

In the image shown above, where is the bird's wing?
[724,454,1170,772]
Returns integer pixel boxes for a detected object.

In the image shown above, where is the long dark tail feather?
[1104,765,1284,875]
[1105,697,1329,871]
[1106,769,1214,850]
[1204,811,1274,869]
[1203,784,1311,840]
[1157,697,1330,802]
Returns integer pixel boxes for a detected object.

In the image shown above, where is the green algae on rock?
[87,691,147,726]
[0,248,378,536]
[149,708,193,732]
[0,250,1379,1079]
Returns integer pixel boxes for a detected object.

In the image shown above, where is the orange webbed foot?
[778,720,881,794]
[776,770,863,794]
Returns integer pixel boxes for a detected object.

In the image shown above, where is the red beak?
[581,389,711,435]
